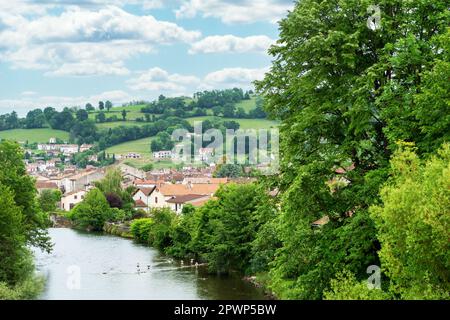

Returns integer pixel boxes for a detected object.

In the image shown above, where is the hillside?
[0,128,69,143]
[90,96,267,129]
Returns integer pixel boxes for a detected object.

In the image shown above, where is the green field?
[235,96,258,112]
[0,128,70,143]
[106,136,155,156]
[96,121,149,129]
[186,116,279,129]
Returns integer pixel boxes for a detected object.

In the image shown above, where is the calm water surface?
[34,228,266,300]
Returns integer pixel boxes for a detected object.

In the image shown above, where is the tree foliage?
[370,143,450,299]
[254,0,449,299]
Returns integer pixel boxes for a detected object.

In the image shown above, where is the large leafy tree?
[255,0,449,299]
[0,141,51,252]
[0,183,32,286]
[370,143,450,299]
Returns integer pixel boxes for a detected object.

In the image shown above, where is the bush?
[0,275,45,300]
[130,218,154,244]
[68,188,112,231]
[324,270,390,300]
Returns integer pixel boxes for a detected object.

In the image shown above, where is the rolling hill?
[0,128,70,143]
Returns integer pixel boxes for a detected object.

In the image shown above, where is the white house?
[196,147,214,162]
[132,187,156,213]
[60,190,86,211]
[153,150,173,160]
[166,194,210,214]
[60,144,79,155]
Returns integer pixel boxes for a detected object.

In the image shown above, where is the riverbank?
[103,222,133,238]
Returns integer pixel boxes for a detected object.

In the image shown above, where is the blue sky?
[0,0,294,116]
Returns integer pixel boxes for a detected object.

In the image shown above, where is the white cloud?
[127,66,268,95]
[203,67,268,88]
[0,90,132,116]
[175,0,293,24]
[21,91,37,96]
[0,6,201,76]
[189,34,274,54]
[127,67,200,94]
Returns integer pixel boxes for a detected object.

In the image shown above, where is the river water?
[33,228,266,300]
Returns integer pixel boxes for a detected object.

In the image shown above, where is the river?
[33,228,267,300]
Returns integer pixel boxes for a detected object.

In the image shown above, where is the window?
[74,195,77,200]
[155,197,158,204]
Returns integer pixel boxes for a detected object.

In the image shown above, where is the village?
[29,137,254,215]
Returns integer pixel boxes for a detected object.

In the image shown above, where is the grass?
[186,116,279,129]
[0,128,70,143]
[235,96,257,112]
[96,121,150,129]
[105,136,155,157]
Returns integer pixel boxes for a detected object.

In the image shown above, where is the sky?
[0,0,295,116]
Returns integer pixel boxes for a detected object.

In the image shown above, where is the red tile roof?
[36,181,58,189]
[166,194,208,204]
[134,199,147,207]
[133,187,156,197]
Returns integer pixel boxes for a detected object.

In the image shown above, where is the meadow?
[0,128,70,143]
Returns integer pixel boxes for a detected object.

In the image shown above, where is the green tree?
[85,103,95,112]
[324,270,390,300]
[0,141,51,252]
[76,109,89,121]
[121,109,127,121]
[370,143,450,299]
[0,183,32,286]
[255,0,448,299]
[214,164,243,178]
[25,109,46,129]
[98,101,104,110]
[68,188,112,231]
[141,163,154,172]
[38,189,62,213]
[96,111,106,123]
[105,100,113,112]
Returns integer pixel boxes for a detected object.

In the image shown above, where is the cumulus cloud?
[0,6,201,76]
[175,0,293,24]
[189,34,274,54]
[203,67,268,88]
[127,67,201,94]
[127,66,268,95]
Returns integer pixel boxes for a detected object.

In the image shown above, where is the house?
[132,181,223,213]
[311,216,330,228]
[182,177,228,185]
[125,152,141,159]
[79,144,94,152]
[132,187,156,213]
[60,190,86,211]
[196,147,214,162]
[49,137,57,144]
[36,181,59,194]
[119,163,146,180]
[153,150,173,160]
[166,194,211,214]
[60,144,79,155]
[60,168,105,193]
